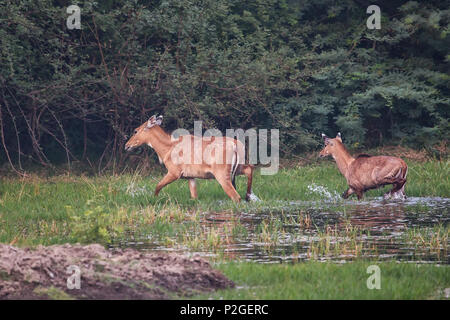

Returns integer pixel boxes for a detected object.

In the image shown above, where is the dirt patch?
[0,244,233,300]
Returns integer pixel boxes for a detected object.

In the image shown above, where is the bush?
[0,0,448,172]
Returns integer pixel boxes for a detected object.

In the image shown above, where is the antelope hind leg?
[241,165,257,202]
[215,174,241,202]
[188,179,198,199]
[390,181,407,200]
[398,182,407,199]
[385,179,407,200]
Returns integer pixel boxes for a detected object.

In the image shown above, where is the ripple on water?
[113,196,449,264]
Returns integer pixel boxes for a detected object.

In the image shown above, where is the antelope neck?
[146,126,172,159]
[331,143,355,178]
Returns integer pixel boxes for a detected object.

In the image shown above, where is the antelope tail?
[231,145,239,185]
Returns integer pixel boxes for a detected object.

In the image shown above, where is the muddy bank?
[0,244,233,299]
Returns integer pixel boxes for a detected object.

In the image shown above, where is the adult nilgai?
[125,115,254,202]
[319,133,408,200]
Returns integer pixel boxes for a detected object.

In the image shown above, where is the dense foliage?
[0,0,448,171]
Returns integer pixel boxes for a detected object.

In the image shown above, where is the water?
[115,192,449,264]
[199,197,449,264]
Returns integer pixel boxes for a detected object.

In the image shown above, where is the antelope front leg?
[154,173,178,196]
[342,188,354,199]
[188,179,198,199]
[355,190,364,200]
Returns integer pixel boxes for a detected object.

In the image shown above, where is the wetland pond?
[112,193,449,264]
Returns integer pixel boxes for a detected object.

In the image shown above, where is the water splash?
[384,190,407,201]
[307,183,340,200]
[247,192,260,202]
[125,182,149,197]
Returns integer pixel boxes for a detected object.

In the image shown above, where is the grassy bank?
[192,262,450,299]
[0,160,448,300]
[0,160,448,247]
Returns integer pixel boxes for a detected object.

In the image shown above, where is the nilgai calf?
[319,133,408,200]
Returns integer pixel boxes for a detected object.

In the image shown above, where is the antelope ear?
[336,132,342,142]
[147,115,156,128]
[155,115,163,126]
[322,133,330,145]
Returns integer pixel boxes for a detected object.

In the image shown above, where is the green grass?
[33,286,75,300]
[403,224,449,259]
[0,160,448,300]
[191,261,450,299]
[0,161,448,246]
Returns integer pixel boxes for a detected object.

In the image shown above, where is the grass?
[307,222,370,260]
[403,224,449,259]
[0,160,448,247]
[191,261,450,299]
[0,160,448,300]
[33,286,75,300]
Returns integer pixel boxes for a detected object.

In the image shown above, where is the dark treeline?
[0,0,448,172]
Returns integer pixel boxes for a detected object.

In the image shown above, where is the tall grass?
[403,224,449,260]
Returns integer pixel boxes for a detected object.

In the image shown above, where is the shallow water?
[116,196,449,264]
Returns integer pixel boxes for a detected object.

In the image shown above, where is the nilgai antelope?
[125,115,254,202]
[319,133,408,200]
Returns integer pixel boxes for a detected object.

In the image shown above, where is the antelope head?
[125,115,163,152]
[319,132,342,158]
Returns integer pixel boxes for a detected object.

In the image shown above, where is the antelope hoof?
[246,193,260,202]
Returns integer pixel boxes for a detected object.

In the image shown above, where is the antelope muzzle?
[124,142,136,152]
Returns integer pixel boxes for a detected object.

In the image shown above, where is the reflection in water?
[117,197,449,264]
